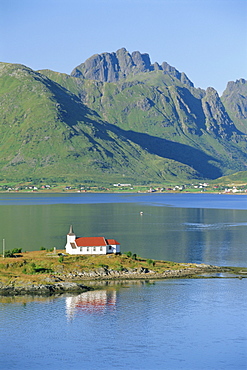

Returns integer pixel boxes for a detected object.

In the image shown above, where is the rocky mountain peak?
[202,87,235,136]
[221,78,247,132]
[224,78,246,93]
[71,48,193,87]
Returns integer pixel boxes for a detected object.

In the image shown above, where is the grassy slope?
[1,251,245,288]
[211,170,247,184]
[1,62,247,184]
[0,63,200,183]
[0,250,221,286]
[0,250,186,285]
[40,69,247,179]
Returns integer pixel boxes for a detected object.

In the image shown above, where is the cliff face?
[202,87,236,137]
[221,79,247,133]
[71,47,193,87]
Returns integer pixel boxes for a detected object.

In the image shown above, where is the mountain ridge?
[71,47,194,87]
[1,48,247,184]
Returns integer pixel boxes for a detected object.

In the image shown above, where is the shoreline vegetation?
[0,250,246,296]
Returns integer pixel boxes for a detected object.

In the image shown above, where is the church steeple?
[68,225,75,235]
[66,225,76,252]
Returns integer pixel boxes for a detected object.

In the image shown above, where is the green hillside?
[40,67,247,179]
[1,48,247,184]
[0,62,199,183]
[211,171,247,185]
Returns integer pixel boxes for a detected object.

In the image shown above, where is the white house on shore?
[65,226,121,255]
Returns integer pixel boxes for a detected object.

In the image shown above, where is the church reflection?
[66,290,116,319]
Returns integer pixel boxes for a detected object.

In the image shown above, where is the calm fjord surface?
[0,193,247,266]
[0,193,246,369]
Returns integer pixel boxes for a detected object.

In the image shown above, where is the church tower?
[65,225,76,252]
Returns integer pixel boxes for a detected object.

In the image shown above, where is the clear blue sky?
[1,0,247,94]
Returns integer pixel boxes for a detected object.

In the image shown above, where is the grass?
[0,250,200,285]
[1,251,246,288]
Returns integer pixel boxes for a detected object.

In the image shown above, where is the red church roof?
[75,237,107,247]
[75,237,120,247]
[106,239,120,245]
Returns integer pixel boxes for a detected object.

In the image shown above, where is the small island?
[0,249,246,296]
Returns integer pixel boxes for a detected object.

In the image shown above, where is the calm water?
[0,193,247,266]
[0,279,246,370]
[0,193,247,369]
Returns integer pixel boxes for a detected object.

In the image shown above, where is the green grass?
[0,250,218,285]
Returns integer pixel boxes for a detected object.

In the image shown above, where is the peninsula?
[0,250,246,296]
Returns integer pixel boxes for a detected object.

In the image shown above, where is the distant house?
[65,226,120,255]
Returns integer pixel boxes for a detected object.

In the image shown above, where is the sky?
[1,0,247,95]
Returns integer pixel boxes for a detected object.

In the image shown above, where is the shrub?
[4,248,22,257]
[126,251,132,258]
[40,247,46,251]
[4,250,14,258]
[46,247,54,252]
[30,262,36,274]
[116,264,124,271]
[58,256,64,263]
[147,259,155,266]
[12,248,22,254]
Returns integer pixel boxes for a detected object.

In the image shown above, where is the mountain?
[1,48,247,184]
[211,170,247,185]
[40,50,247,178]
[71,47,193,87]
[0,62,199,183]
[221,78,247,134]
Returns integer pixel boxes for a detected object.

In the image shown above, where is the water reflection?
[66,290,116,319]
[0,295,57,305]
[0,279,246,370]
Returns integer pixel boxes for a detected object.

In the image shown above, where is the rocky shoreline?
[0,282,91,296]
[58,263,227,280]
[0,263,236,296]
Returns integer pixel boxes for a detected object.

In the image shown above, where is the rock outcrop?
[0,282,90,296]
[221,78,247,133]
[71,47,193,87]
[54,264,224,281]
[0,264,239,296]
[202,87,236,137]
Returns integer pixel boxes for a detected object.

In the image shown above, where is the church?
[65,226,121,255]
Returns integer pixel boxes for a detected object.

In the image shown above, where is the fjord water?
[0,192,247,266]
[0,193,247,369]
[1,278,246,370]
